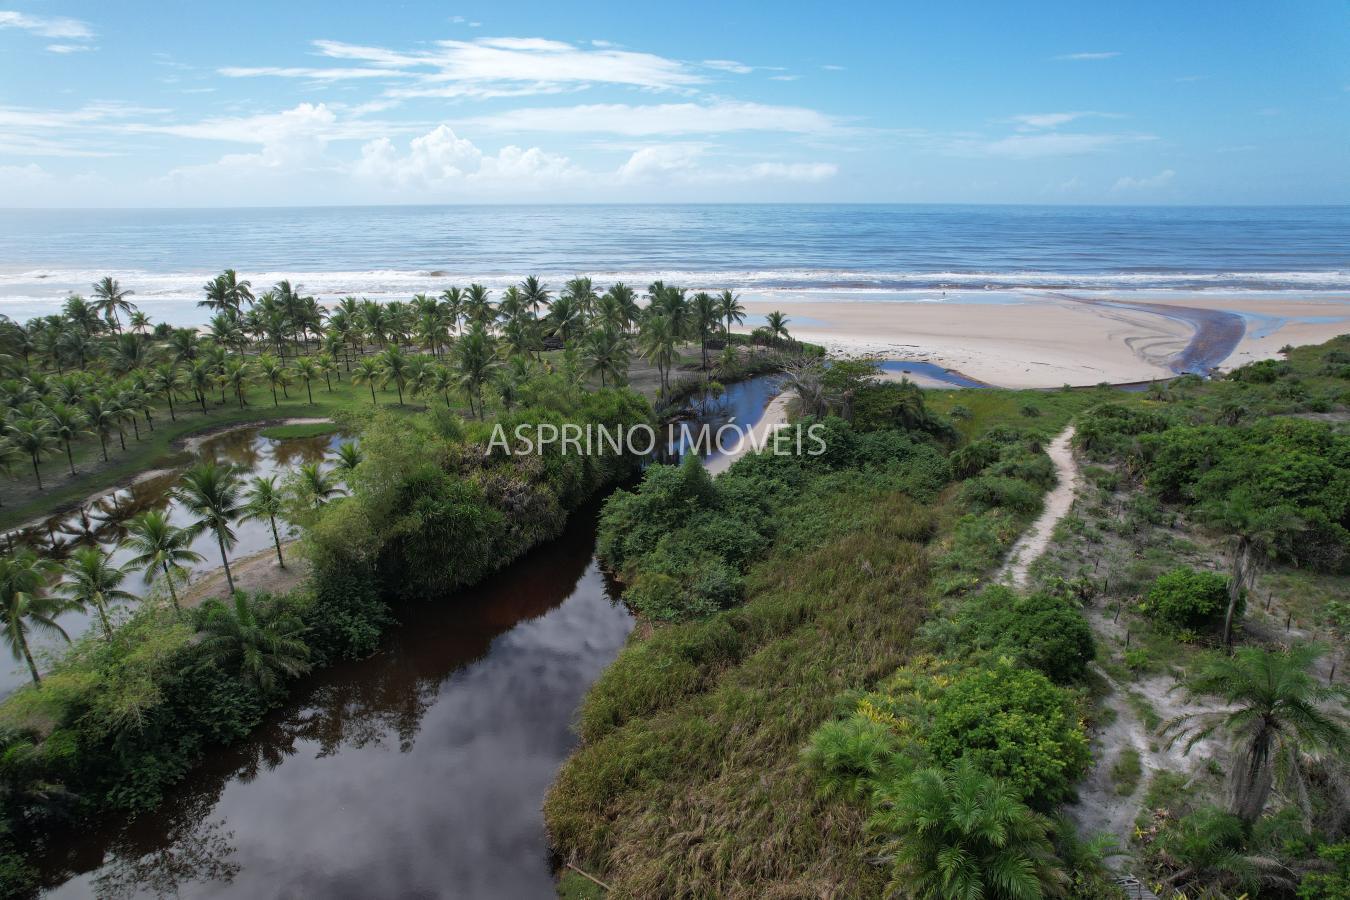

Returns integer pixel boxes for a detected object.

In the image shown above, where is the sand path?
[999,427,1079,586]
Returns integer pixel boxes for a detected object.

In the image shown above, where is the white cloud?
[703,59,753,74]
[45,43,92,54]
[616,144,835,184]
[460,100,839,135]
[354,125,579,189]
[821,64,845,71]
[1007,111,1120,130]
[295,36,705,95]
[1112,169,1176,191]
[0,103,161,156]
[219,66,404,82]
[770,74,802,82]
[121,102,401,145]
[1055,51,1120,60]
[0,10,93,39]
[957,132,1155,158]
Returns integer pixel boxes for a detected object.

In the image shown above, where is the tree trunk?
[270,516,286,568]
[21,635,41,686]
[217,532,235,594]
[95,600,112,640]
[31,454,42,490]
[163,562,181,612]
[167,392,176,422]
[305,381,313,405]
[1230,728,1274,825]
[1223,536,1250,649]
[65,441,76,475]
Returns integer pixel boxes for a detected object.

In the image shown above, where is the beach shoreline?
[743,290,1350,388]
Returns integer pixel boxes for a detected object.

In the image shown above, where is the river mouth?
[34,500,634,899]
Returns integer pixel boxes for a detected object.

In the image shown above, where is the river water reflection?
[37,504,633,898]
[34,374,788,898]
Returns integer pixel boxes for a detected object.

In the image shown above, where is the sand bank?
[743,291,1350,388]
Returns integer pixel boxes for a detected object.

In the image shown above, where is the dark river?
[35,505,634,899]
[32,375,783,898]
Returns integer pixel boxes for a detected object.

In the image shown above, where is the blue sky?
[1,0,1347,206]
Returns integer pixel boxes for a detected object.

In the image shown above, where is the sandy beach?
[743,291,1350,388]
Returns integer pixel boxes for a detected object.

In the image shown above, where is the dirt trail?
[1010,435,1220,850]
[999,426,1079,586]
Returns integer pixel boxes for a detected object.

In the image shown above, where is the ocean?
[1,204,1347,324]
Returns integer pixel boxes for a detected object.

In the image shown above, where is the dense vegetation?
[0,271,803,896]
[544,369,1126,897]
[1030,338,1350,897]
[549,341,1349,899]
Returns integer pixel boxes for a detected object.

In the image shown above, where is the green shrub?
[925,664,1091,807]
[931,586,1096,683]
[1140,567,1232,630]
[958,475,1043,516]
[801,717,907,802]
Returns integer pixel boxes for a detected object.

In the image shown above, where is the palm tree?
[638,314,676,396]
[334,442,363,478]
[200,269,254,315]
[149,362,182,422]
[352,357,382,405]
[546,295,584,344]
[377,346,410,405]
[583,323,629,388]
[454,323,497,419]
[717,289,746,341]
[691,291,719,371]
[81,395,118,461]
[765,310,791,346]
[128,310,151,335]
[186,359,215,412]
[521,275,551,319]
[196,592,309,694]
[605,282,641,333]
[5,416,58,489]
[45,402,89,476]
[871,760,1068,900]
[242,475,287,568]
[0,550,66,686]
[293,356,320,405]
[92,276,135,333]
[563,276,598,321]
[296,462,340,508]
[1165,645,1348,827]
[57,547,132,640]
[174,461,243,595]
[257,354,289,406]
[440,286,464,335]
[463,283,494,329]
[122,509,202,611]
[219,357,253,409]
